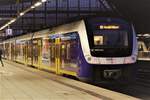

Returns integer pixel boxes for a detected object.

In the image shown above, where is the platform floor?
[0,60,139,100]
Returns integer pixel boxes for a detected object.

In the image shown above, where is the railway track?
[136,60,150,87]
[97,61,150,99]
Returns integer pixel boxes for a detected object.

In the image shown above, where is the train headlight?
[87,57,92,61]
[132,56,136,61]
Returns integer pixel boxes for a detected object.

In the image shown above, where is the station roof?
[0,0,149,40]
[0,0,112,39]
[107,0,150,33]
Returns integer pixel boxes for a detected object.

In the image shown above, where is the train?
[138,38,150,60]
[0,16,138,84]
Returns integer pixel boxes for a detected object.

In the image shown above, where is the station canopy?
[0,0,149,40]
[107,0,150,34]
[0,0,113,39]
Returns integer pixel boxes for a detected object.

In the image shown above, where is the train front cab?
[80,17,138,84]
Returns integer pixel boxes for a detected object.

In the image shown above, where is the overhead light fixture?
[143,34,150,37]
[20,12,25,16]
[0,0,46,31]
[7,19,16,25]
[0,24,8,30]
[10,19,16,23]
[137,34,142,37]
[41,0,47,2]
[31,5,35,9]
[34,2,42,7]
[0,18,16,30]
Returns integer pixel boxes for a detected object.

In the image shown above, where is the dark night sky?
[108,0,150,33]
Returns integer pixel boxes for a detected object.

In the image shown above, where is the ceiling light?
[31,5,35,9]
[137,34,142,36]
[34,2,42,7]
[7,19,16,25]
[10,19,16,23]
[143,34,150,37]
[41,0,47,2]
[20,12,25,16]
[0,24,8,30]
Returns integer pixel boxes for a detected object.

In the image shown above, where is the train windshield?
[86,17,133,57]
[93,30,128,47]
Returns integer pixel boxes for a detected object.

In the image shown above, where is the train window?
[60,32,79,60]
[50,39,56,67]
[20,45,23,56]
[33,40,39,64]
[5,43,10,58]
[60,32,79,70]
[66,44,71,60]
[42,38,51,66]
[93,30,128,47]
[94,35,103,45]
[41,36,57,67]
[51,45,55,58]
[14,41,25,61]
[61,44,66,59]
[28,44,32,57]
[0,44,4,57]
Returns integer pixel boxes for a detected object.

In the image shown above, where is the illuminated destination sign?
[99,25,120,29]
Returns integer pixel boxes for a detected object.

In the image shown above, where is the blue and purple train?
[1,16,138,84]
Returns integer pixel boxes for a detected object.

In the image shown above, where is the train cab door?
[32,39,41,68]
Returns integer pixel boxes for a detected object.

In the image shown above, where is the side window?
[49,38,55,59]
[66,43,70,60]
[60,32,79,63]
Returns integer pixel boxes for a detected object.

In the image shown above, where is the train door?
[41,37,56,72]
[32,39,41,68]
[11,42,15,61]
[5,42,10,59]
[22,42,26,63]
[8,42,11,60]
[50,38,57,72]
[27,40,33,65]
[0,43,4,58]
[3,43,5,58]
[58,32,79,76]
[15,40,26,64]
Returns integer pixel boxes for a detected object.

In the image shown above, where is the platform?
[0,60,139,100]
